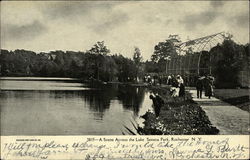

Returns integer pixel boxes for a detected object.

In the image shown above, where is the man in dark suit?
[196,76,203,98]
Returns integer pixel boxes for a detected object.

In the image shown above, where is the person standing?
[167,75,172,85]
[196,76,203,98]
[179,82,185,98]
[176,75,185,98]
[204,75,214,99]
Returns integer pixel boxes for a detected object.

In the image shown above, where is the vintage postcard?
[0,0,249,159]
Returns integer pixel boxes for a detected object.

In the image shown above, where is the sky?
[1,1,249,60]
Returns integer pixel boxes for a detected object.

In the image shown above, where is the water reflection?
[117,85,145,116]
[0,78,152,135]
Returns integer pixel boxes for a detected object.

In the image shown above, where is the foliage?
[112,54,137,82]
[86,41,112,80]
[0,42,138,82]
[132,47,144,80]
[149,35,181,73]
[133,47,143,65]
[151,35,181,63]
[211,40,244,88]
[152,38,247,88]
[144,60,158,73]
[88,41,110,55]
[133,87,219,135]
[243,43,250,70]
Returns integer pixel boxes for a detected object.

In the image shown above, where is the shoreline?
[128,86,220,135]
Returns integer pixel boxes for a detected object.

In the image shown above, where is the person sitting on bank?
[149,94,164,117]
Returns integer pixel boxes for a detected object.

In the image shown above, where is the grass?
[214,89,249,112]
[214,89,249,99]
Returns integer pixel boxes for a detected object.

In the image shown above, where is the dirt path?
[189,89,249,135]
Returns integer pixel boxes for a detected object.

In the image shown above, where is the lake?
[0,77,153,135]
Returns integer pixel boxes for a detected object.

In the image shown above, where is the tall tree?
[133,47,144,81]
[133,47,143,65]
[87,41,110,80]
[212,39,244,88]
[89,41,110,55]
[151,35,181,63]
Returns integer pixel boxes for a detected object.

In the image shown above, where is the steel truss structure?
[166,32,233,76]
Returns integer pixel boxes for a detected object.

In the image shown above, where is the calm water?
[0,77,153,135]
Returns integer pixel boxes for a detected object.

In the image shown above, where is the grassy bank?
[214,89,250,112]
[220,96,249,112]
[133,86,219,135]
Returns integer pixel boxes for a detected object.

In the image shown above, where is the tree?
[89,41,110,55]
[151,35,181,63]
[87,41,111,80]
[133,47,143,65]
[212,39,244,88]
[100,56,117,81]
[133,47,144,81]
[243,43,250,68]
[112,54,137,82]
[144,60,159,73]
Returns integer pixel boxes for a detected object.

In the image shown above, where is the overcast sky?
[1,1,249,60]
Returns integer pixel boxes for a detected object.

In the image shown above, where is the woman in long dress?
[176,75,185,98]
[204,76,214,99]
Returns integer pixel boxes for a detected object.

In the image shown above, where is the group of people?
[144,75,154,85]
[144,75,167,86]
[168,75,185,98]
[148,74,214,117]
[149,75,186,117]
[196,75,214,99]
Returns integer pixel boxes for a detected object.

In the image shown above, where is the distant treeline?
[1,39,249,87]
[0,49,142,82]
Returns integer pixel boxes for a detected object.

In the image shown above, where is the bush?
[137,87,219,135]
